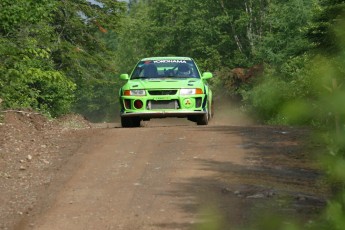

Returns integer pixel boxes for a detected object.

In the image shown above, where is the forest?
[1,0,345,228]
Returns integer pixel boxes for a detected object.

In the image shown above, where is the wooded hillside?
[1,1,345,227]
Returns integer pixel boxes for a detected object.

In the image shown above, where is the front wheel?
[121,117,141,128]
[196,111,209,125]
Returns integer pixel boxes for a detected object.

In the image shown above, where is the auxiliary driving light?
[134,100,143,109]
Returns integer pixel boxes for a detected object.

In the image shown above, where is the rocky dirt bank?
[0,111,94,230]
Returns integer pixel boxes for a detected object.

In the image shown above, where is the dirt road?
[13,117,325,230]
[0,105,328,230]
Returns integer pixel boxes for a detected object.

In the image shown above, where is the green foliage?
[278,11,345,230]
[0,36,76,117]
[0,1,76,117]
[0,0,56,34]
[121,0,266,71]
[192,206,225,230]
[242,73,293,123]
[256,0,316,65]
[280,100,314,125]
[308,0,345,55]
[1,0,345,228]
[49,0,126,121]
[236,0,320,124]
[326,199,345,230]
[115,1,153,73]
[0,0,126,120]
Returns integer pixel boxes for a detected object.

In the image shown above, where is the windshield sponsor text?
[152,60,187,64]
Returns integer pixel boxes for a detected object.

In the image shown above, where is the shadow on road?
[154,125,327,229]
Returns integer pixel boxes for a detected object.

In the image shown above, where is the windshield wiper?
[130,76,155,80]
[174,76,195,78]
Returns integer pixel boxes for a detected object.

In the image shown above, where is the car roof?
[140,57,193,61]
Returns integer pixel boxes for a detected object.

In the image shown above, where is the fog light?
[124,99,131,109]
[134,100,143,109]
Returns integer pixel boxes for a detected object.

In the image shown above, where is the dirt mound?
[55,113,91,129]
[0,110,92,230]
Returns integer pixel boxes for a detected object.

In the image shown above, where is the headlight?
[124,90,146,96]
[180,88,203,95]
[131,90,146,96]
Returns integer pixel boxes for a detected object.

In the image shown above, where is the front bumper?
[120,93,207,119]
[120,110,206,118]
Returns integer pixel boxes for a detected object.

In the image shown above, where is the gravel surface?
[0,108,330,230]
[0,111,92,230]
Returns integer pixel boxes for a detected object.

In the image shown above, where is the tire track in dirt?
[24,120,249,229]
[23,118,326,230]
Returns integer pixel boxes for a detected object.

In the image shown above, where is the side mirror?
[201,72,213,80]
[120,74,129,80]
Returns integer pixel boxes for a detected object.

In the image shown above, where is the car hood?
[124,78,204,89]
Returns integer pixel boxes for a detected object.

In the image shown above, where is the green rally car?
[119,57,213,127]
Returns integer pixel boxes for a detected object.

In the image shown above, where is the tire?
[196,110,209,126]
[121,117,141,128]
[133,118,141,127]
[121,117,132,127]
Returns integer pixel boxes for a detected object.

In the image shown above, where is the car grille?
[148,90,177,95]
[148,100,179,110]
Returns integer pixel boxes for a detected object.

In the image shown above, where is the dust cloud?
[211,96,254,126]
[144,97,254,127]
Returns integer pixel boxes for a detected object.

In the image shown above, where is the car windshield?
[131,60,200,79]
